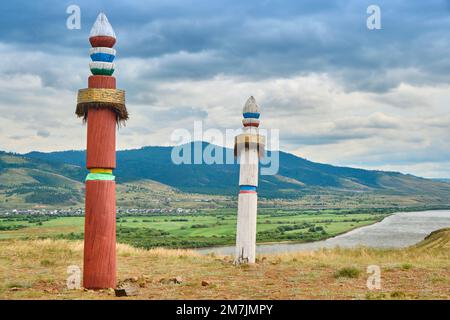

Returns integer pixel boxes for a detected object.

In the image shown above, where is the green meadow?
[0,209,389,249]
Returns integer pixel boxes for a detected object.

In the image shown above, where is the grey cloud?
[282,132,371,146]
[36,129,50,138]
[151,106,208,122]
[1,0,450,178]
[3,1,450,93]
[334,113,400,130]
[8,135,28,140]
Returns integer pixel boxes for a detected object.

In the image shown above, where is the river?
[196,210,450,255]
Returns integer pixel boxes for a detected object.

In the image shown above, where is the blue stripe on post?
[243,112,260,119]
[90,53,115,62]
[239,185,257,191]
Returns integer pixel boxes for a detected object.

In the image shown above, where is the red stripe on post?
[88,75,116,89]
[86,109,116,169]
[83,180,116,289]
[89,36,116,48]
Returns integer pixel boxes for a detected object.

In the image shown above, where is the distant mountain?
[24,142,450,199]
[433,178,450,184]
[2,143,450,208]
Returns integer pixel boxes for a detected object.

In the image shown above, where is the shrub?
[334,267,361,279]
[400,263,413,270]
[40,259,55,267]
[191,224,209,228]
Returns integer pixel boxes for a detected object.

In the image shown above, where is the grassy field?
[0,209,389,248]
[0,228,448,300]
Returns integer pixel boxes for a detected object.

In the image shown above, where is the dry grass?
[0,229,449,300]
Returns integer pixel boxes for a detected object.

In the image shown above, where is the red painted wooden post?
[75,13,128,289]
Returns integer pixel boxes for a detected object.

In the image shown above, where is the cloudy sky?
[1,0,450,178]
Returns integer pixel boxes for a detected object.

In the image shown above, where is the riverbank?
[1,209,449,252]
[0,208,392,249]
[1,228,448,299]
[198,214,389,250]
[197,210,450,255]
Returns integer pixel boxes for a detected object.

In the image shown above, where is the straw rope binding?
[234,134,265,158]
[76,88,128,123]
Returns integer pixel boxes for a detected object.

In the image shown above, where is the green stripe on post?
[90,68,115,76]
[85,173,115,181]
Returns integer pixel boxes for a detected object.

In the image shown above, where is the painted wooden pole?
[234,96,265,264]
[76,13,128,289]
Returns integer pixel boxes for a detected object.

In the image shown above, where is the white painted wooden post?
[235,97,265,264]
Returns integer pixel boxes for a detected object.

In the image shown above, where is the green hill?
[415,228,450,250]
[25,142,450,197]
[0,152,84,207]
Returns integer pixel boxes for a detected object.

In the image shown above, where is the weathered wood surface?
[235,192,258,264]
[88,75,116,89]
[86,108,116,169]
[83,180,116,289]
[238,148,259,187]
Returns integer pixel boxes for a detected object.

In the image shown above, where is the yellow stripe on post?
[89,168,113,174]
